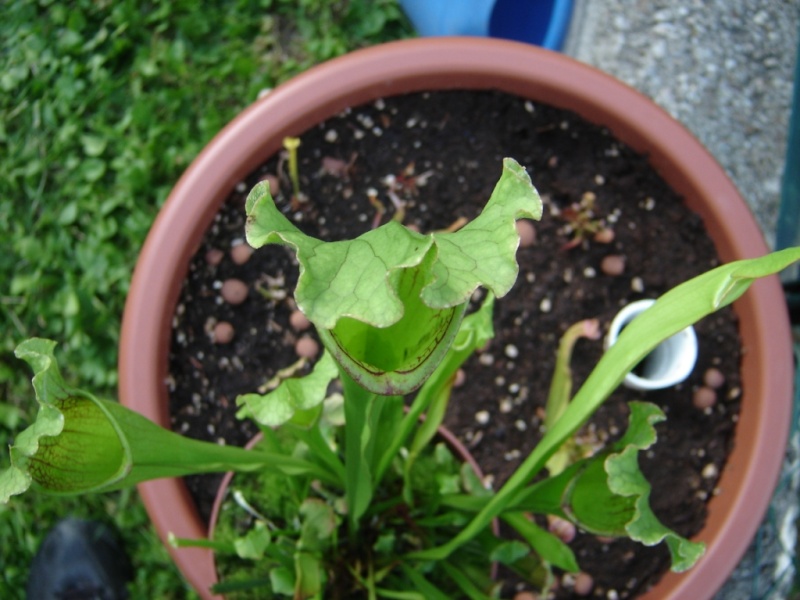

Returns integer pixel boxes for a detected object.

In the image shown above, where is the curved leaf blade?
[605,405,705,571]
[1,338,130,500]
[423,158,543,308]
[1,339,334,501]
[245,158,542,394]
[236,351,338,428]
[415,247,800,562]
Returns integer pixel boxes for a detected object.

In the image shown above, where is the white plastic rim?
[605,299,698,391]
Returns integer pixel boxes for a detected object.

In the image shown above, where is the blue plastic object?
[400,0,574,50]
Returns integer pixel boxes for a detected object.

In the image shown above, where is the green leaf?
[298,498,338,551]
[80,134,107,157]
[517,402,704,572]
[270,567,295,595]
[377,293,496,485]
[236,351,337,428]
[246,158,541,394]
[58,202,79,226]
[401,320,488,501]
[28,395,126,493]
[489,540,530,565]
[605,406,705,571]
[502,512,578,573]
[564,457,636,537]
[413,247,800,563]
[246,192,432,330]
[318,253,468,395]
[1,339,336,502]
[341,370,389,534]
[0,339,104,501]
[410,294,496,456]
[374,531,396,555]
[460,462,492,499]
[81,158,106,182]
[234,520,271,560]
[294,551,324,598]
[373,589,426,600]
[398,564,451,600]
[423,158,544,308]
[558,402,668,537]
[439,560,495,600]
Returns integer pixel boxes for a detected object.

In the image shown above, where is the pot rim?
[119,37,792,600]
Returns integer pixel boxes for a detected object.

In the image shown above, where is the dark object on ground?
[26,518,133,600]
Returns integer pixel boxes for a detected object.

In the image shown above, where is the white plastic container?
[605,299,698,391]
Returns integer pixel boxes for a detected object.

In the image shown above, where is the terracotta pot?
[119,38,793,599]
[207,425,496,596]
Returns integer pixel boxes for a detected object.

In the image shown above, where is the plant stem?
[169,535,234,553]
[374,380,434,485]
[283,136,301,199]
[289,423,346,486]
[544,319,600,429]
[341,369,377,538]
[374,296,495,484]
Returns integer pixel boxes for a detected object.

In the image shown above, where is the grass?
[0,0,412,596]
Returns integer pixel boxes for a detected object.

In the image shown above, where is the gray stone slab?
[564,0,799,249]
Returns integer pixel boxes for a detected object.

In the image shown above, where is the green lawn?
[0,1,412,596]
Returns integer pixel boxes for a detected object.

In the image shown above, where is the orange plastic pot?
[119,38,793,599]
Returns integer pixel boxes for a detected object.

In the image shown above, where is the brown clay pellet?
[295,336,319,359]
[221,279,248,305]
[212,321,234,344]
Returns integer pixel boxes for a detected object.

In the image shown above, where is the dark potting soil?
[167,90,741,599]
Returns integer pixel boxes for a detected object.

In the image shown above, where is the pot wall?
[119,38,793,600]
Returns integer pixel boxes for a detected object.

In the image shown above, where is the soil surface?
[167,91,742,599]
